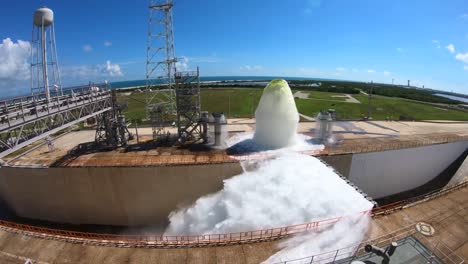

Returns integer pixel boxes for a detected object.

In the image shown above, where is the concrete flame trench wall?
[0,163,243,227]
[322,141,468,199]
[0,141,466,227]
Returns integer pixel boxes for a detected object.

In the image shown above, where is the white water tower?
[31,6,62,101]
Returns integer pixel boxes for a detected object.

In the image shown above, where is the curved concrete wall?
[0,163,243,227]
[348,141,468,198]
[445,154,468,188]
[0,141,466,227]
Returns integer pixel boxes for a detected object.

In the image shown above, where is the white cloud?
[335,67,346,72]
[104,41,112,47]
[396,48,404,52]
[383,71,391,76]
[460,13,468,19]
[455,53,468,63]
[446,44,455,53]
[174,55,219,72]
[432,40,441,48]
[83,44,93,52]
[367,69,376,74]
[62,60,123,79]
[176,56,190,71]
[103,60,122,77]
[240,65,264,71]
[0,38,30,82]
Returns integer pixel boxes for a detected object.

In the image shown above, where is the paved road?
[293,91,361,104]
[299,113,315,121]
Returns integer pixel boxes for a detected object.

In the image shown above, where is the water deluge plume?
[164,79,373,262]
[253,79,299,149]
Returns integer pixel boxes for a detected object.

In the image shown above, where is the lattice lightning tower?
[145,0,177,119]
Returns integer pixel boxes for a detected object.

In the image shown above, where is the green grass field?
[117,88,263,122]
[297,93,468,121]
[117,92,171,122]
[117,88,468,122]
[200,88,262,117]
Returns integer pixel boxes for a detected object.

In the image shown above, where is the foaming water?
[264,215,371,263]
[164,152,372,235]
[164,79,372,261]
[226,132,324,155]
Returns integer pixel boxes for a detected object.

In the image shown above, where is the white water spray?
[164,79,373,262]
[165,152,372,235]
[253,79,299,149]
[264,214,371,263]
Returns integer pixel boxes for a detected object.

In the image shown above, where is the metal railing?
[0,177,462,250]
[326,134,468,155]
[0,211,369,248]
[175,71,198,78]
[371,180,468,217]
[272,222,465,264]
[228,149,324,162]
[225,134,468,162]
[0,83,108,113]
[0,84,110,129]
[0,169,464,251]
[0,83,113,157]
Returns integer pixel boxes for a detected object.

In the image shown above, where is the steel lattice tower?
[145,0,177,123]
[175,67,206,144]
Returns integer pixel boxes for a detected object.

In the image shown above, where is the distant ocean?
[110,76,340,89]
[434,93,468,103]
[0,76,341,100]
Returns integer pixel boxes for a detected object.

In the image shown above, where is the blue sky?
[0,0,467,96]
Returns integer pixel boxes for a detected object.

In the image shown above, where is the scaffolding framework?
[145,0,177,119]
[145,0,206,145]
[95,91,133,147]
[149,102,172,143]
[175,68,206,143]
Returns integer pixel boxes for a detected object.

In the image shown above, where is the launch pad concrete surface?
[6,120,468,168]
[0,120,465,262]
[0,184,464,263]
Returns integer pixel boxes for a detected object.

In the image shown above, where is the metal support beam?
[0,84,112,158]
[175,67,206,144]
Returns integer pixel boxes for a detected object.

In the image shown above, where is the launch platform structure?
[175,67,207,144]
[145,0,177,141]
[31,6,62,102]
[95,90,133,147]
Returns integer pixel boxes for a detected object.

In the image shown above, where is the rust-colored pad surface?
[52,132,468,168]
